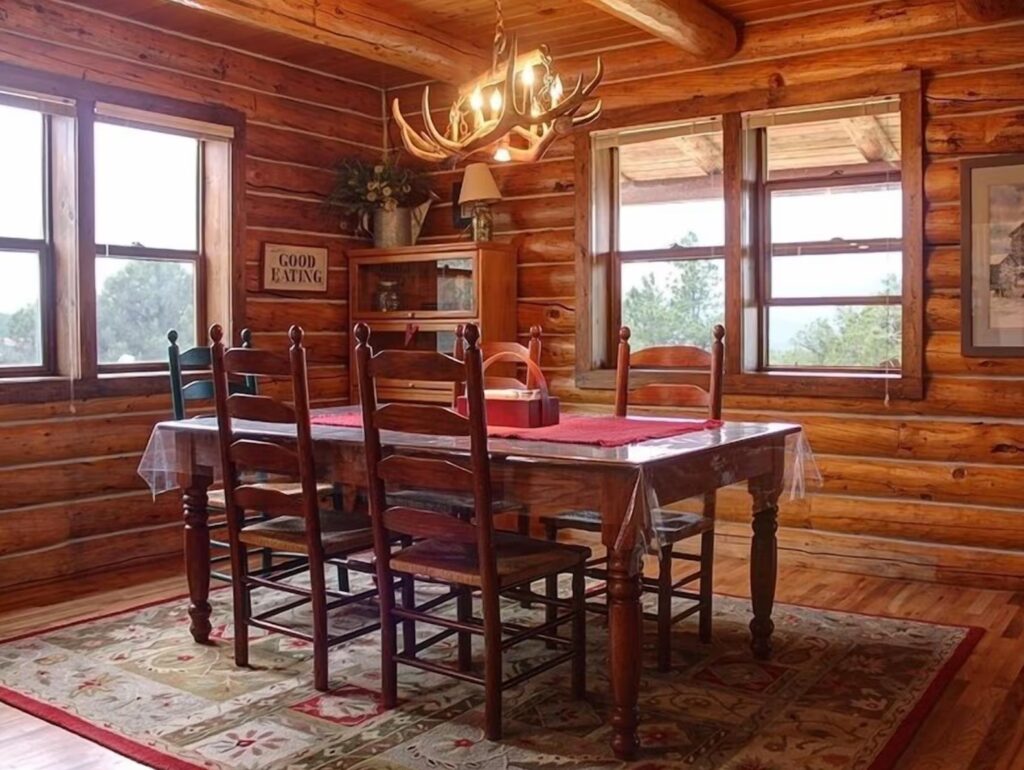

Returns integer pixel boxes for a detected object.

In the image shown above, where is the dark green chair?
[167,329,348,588]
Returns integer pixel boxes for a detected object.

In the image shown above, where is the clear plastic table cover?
[138,411,819,556]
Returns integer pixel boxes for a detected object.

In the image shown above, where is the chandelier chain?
[492,0,507,70]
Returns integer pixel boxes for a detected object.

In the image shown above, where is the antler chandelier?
[392,0,603,164]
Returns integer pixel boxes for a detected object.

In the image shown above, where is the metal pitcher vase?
[369,201,431,249]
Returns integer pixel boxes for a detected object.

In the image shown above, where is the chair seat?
[239,511,373,556]
[545,509,713,543]
[207,482,335,510]
[385,488,524,516]
[390,533,590,589]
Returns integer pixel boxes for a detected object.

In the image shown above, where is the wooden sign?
[261,243,328,293]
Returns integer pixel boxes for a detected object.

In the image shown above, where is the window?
[579,73,923,398]
[599,119,726,353]
[0,71,242,400]
[755,102,903,371]
[0,102,49,373]
[95,121,202,367]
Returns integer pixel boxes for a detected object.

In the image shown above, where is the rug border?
[0,589,985,770]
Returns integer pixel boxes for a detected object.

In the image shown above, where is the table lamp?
[458,162,502,242]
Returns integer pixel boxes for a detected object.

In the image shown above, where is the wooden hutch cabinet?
[348,242,517,403]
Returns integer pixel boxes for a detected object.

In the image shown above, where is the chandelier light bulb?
[550,75,564,106]
[489,89,503,113]
[470,87,484,111]
[493,144,512,163]
[521,66,535,87]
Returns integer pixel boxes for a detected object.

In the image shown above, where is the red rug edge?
[0,593,986,770]
[868,623,985,770]
[0,686,207,770]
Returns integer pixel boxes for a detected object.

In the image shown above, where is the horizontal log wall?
[398,1,1024,589]
[0,1,380,594]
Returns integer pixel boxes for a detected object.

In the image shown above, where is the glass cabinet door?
[354,255,477,317]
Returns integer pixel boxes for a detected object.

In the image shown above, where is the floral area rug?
[0,573,980,770]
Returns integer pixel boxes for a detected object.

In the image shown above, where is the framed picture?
[261,243,328,293]
[961,155,1024,357]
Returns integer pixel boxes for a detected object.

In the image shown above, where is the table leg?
[183,475,213,644]
[607,547,642,760]
[749,464,783,660]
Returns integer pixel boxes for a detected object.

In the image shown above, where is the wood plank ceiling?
[64,0,891,88]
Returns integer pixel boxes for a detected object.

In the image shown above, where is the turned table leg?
[748,449,784,661]
[183,474,213,644]
[607,548,642,760]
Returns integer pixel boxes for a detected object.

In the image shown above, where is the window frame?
[94,120,207,373]
[574,71,924,400]
[0,62,246,403]
[0,105,54,377]
[759,172,904,374]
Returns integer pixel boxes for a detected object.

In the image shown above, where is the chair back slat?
[629,384,712,410]
[378,455,475,493]
[356,322,500,590]
[181,379,215,402]
[234,485,304,518]
[374,403,471,436]
[630,345,712,369]
[228,393,297,424]
[224,347,292,377]
[382,507,479,543]
[231,439,300,477]
[178,346,211,367]
[369,350,466,383]
[483,375,528,390]
[615,325,726,420]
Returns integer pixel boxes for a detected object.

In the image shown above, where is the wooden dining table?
[145,410,801,760]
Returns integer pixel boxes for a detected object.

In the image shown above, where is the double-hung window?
[753,100,903,372]
[94,110,204,369]
[598,119,726,353]
[0,70,241,400]
[0,97,59,374]
[579,74,923,398]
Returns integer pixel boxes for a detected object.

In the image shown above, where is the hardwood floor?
[1,554,1023,769]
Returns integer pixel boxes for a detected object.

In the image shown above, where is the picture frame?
[260,243,329,293]
[961,155,1024,357]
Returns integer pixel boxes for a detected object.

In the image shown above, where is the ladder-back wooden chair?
[544,325,725,671]
[355,321,589,741]
[210,324,378,691]
[169,328,342,585]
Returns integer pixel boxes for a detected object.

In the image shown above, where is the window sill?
[575,367,923,401]
[0,370,172,405]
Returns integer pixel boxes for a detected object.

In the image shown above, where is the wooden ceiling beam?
[582,0,738,61]
[957,0,1024,21]
[163,0,488,83]
[841,116,900,163]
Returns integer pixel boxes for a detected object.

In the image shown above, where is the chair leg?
[657,545,673,673]
[401,574,416,656]
[571,566,586,699]
[336,564,351,594]
[541,519,559,623]
[457,587,473,672]
[481,590,503,741]
[378,566,398,709]
[699,529,715,644]
[230,541,250,669]
[309,558,331,692]
[260,547,273,573]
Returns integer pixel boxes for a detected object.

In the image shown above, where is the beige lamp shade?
[458,163,502,205]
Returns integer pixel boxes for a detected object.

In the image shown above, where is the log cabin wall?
[0,1,382,595]
[392,1,1024,589]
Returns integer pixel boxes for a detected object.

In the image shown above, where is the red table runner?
[312,410,721,448]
